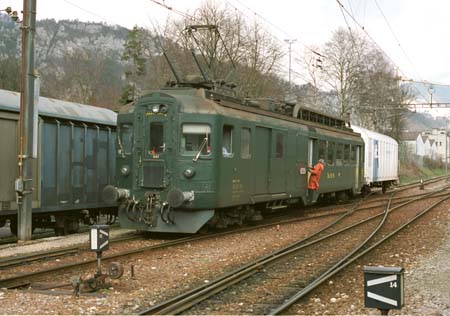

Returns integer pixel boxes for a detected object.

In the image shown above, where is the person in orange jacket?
[308,158,325,202]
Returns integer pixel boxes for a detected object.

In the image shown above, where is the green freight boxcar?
[0,89,117,235]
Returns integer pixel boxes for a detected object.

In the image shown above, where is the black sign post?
[364,266,404,315]
[90,225,110,276]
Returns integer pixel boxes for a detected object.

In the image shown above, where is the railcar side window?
[336,143,343,166]
[318,140,326,160]
[275,133,284,158]
[118,123,133,155]
[222,125,233,157]
[149,122,164,154]
[241,128,251,159]
[327,141,335,165]
[181,124,211,155]
[344,144,350,165]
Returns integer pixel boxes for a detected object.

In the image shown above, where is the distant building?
[421,129,449,161]
[399,129,448,163]
[399,131,418,155]
[416,134,428,157]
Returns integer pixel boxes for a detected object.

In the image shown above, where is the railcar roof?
[352,125,398,145]
[0,89,117,126]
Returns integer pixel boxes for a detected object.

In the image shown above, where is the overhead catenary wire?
[373,0,424,82]
[226,0,326,59]
[334,0,431,102]
[63,0,119,26]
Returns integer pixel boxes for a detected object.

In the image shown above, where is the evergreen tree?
[120,25,148,104]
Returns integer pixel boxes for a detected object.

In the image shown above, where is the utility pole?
[428,85,434,108]
[16,0,38,241]
[284,39,296,95]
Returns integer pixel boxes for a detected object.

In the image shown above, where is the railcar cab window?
[181,124,211,156]
[118,123,133,155]
[149,122,164,154]
[222,125,233,158]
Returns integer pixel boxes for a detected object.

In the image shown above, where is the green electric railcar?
[103,86,364,233]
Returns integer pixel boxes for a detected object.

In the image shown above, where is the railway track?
[1,176,446,292]
[1,179,447,278]
[0,204,358,289]
[0,222,121,246]
[0,190,409,272]
[137,187,450,315]
[0,233,143,269]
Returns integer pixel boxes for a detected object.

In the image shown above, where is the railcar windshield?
[118,123,133,155]
[181,124,211,156]
[149,122,164,153]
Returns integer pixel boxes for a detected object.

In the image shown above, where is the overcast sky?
[5,0,449,87]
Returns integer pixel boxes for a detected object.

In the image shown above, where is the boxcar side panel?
[0,114,18,203]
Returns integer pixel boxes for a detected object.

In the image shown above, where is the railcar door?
[373,140,379,180]
[355,145,361,191]
[269,130,287,193]
[308,138,318,167]
[305,138,318,191]
[139,105,170,189]
[255,127,270,194]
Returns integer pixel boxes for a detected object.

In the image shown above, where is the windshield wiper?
[193,136,208,162]
[117,135,126,158]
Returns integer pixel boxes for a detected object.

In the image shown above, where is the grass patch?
[399,160,448,184]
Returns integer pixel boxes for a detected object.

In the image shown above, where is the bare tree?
[40,47,124,108]
[321,28,367,119]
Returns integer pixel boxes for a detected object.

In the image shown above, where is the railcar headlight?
[151,104,160,113]
[159,105,168,113]
[120,165,130,176]
[183,167,195,179]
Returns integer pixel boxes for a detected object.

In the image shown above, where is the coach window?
[118,123,133,155]
[275,133,284,158]
[318,140,326,160]
[241,127,251,159]
[181,124,211,155]
[344,144,350,165]
[222,125,233,157]
[149,122,164,154]
[336,143,343,166]
[327,141,335,166]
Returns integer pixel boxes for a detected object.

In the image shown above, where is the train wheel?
[8,218,36,236]
[9,218,17,236]
[382,182,388,194]
[55,216,81,236]
[361,185,371,196]
[336,191,349,203]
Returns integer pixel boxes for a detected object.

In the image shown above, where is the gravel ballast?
[0,194,449,315]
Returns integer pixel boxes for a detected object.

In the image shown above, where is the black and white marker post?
[364,266,404,315]
[89,225,110,276]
